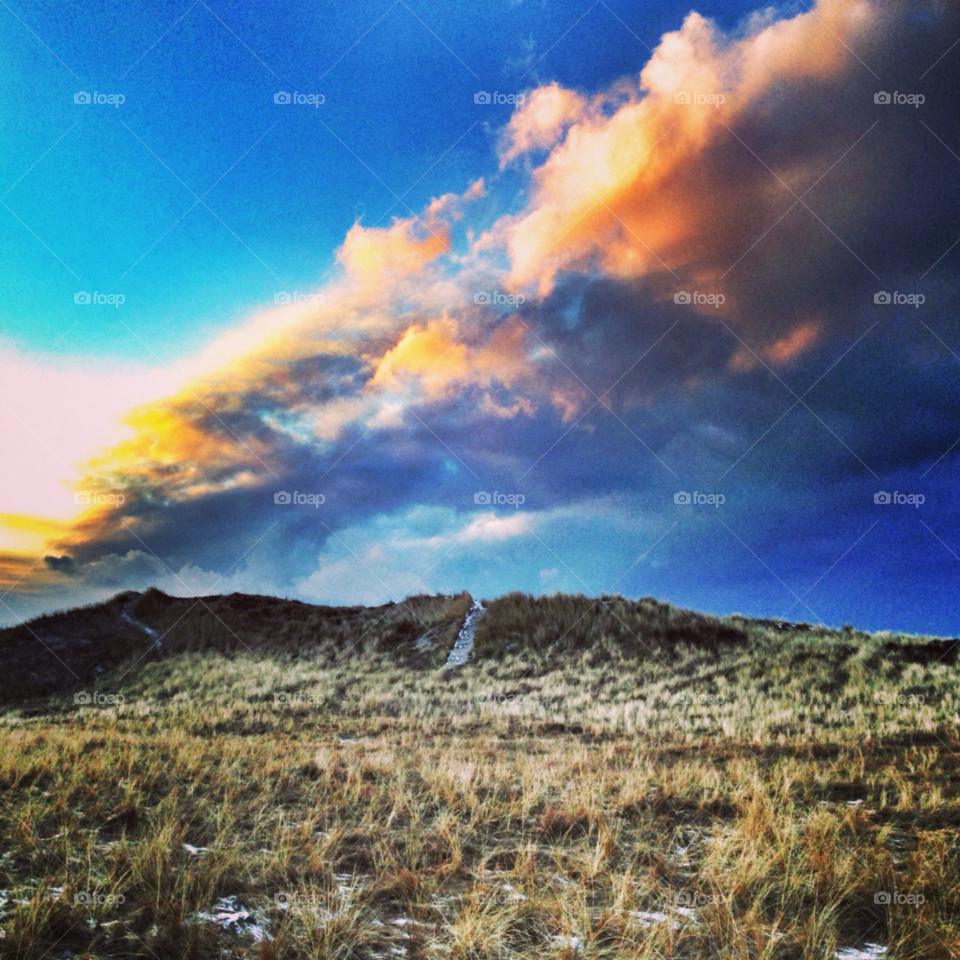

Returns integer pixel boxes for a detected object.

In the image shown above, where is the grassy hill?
[0,590,957,959]
[2,588,954,740]
[0,588,472,707]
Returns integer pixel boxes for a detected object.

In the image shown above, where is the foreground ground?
[0,591,957,958]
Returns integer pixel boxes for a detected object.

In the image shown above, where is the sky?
[1,0,959,634]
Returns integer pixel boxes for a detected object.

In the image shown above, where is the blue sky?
[1,0,763,359]
[2,0,959,635]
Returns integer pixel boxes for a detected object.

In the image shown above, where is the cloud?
[369,316,532,400]
[43,555,75,574]
[496,0,960,354]
[3,0,960,630]
[290,500,648,609]
[337,214,449,283]
[291,506,535,606]
[457,511,531,542]
[0,343,178,554]
[499,82,587,166]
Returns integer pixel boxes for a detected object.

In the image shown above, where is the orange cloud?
[498,0,880,360]
[337,215,449,282]
[1,184,489,571]
[94,402,260,480]
[728,321,822,371]
[500,82,587,166]
[3,0,928,607]
[369,317,531,402]
[0,511,74,559]
[0,552,43,593]
[764,322,821,365]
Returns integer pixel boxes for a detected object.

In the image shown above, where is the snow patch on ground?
[122,597,161,653]
[194,896,271,942]
[628,910,688,930]
[835,945,887,960]
[445,600,485,666]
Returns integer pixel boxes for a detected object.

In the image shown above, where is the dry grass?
[0,590,957,958]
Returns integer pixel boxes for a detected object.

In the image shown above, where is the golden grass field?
[0,590,957,959]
